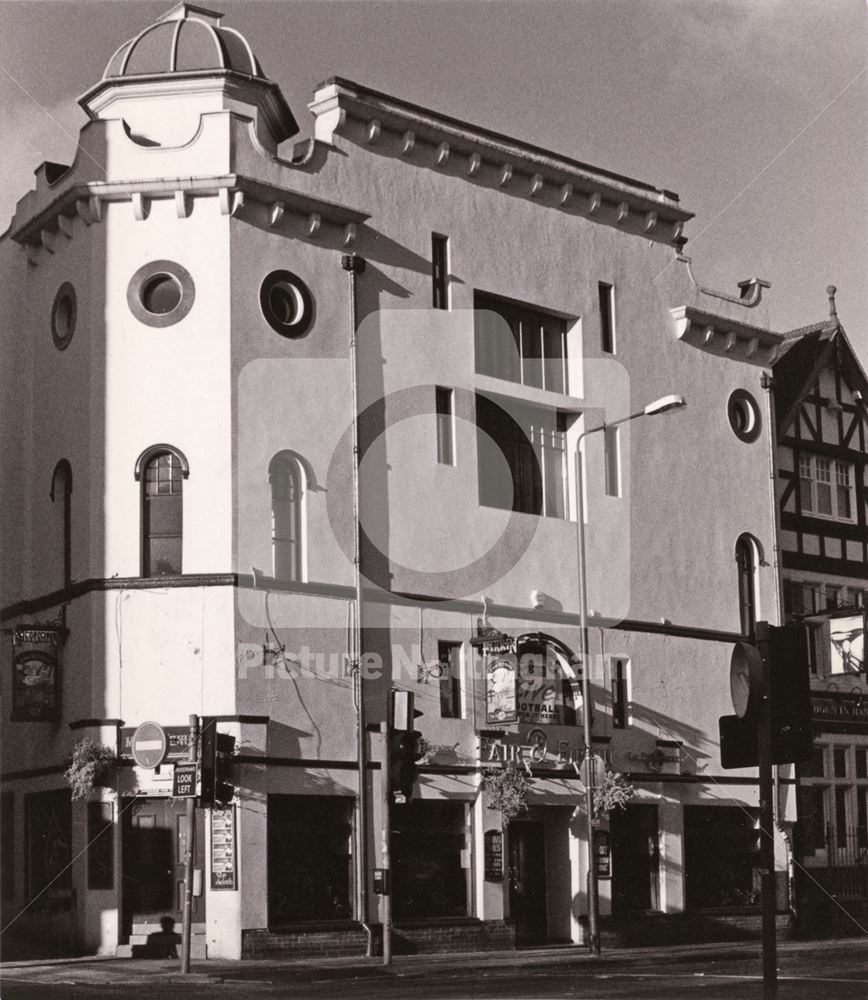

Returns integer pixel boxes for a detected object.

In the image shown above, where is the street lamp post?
[574,394,686,956]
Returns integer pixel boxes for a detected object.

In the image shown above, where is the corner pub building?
[0,3,805,960]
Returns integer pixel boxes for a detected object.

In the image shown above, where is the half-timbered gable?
[775,312,868,586]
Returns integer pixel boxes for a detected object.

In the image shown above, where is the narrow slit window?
[432,234,450,310]
[604,425,620,497]
[599,282,615,354]
[436,387,455,465]
[438,641,463,718]
[611,657,629,728]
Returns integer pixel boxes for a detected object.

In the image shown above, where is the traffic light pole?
[755,623,777,999]
[180,713,199,975]
[381,722,393,967]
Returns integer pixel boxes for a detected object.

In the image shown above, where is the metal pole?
[382,719,393,966]
[180,713,199,975]
[575,444,600,955]
[756,622,778,998]
[342,253,372,955]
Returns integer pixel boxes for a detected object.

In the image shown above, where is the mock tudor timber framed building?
[772,298,868,934]
[0,3,813,959]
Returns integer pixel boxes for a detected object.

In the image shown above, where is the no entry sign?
[131,721,168,769]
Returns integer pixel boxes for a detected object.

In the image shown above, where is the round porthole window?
[260,270,314,338]
[728,389,761,443]
[127,260,195,328]
[51,282,77,350]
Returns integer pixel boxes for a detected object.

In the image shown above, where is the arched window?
[135,445,188,577]
[735,535,759,637]
[269,453,304,582]
[50,460,72,587]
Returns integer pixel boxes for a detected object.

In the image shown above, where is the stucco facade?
[1,3,802,960]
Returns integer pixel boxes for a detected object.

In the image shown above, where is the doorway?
[121,797,204,935]
[610,804,660,912]
[508,820,547,944]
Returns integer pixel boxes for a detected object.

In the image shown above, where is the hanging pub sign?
[515,638,578,726]
[11,624,66,721]
[829,611,865,675]
[483,637,518,724]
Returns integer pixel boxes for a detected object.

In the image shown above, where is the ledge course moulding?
[670,304,784,367]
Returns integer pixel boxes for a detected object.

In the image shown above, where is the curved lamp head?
[644,394,687,417]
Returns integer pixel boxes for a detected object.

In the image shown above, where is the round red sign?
[131,721,168,769]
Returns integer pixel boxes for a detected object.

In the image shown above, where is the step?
[116,939,208,960]
[131,922,206,936]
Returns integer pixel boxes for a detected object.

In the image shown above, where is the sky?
[1,0,865,357]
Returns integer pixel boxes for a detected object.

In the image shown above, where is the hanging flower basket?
[482,762,531,824]
[64,738,118,800]
[592,769,634,821]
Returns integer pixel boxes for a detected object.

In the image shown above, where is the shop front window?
[392,801,468,920]
[267,795,353,925]
[683,805,760,909]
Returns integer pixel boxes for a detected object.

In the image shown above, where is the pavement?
[2,936,867,986]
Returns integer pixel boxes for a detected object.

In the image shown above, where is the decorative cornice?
[9,174,369,256]
[308,78,693,243]
[670,305,783,367]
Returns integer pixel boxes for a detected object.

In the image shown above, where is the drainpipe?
[762,371,796,919]
[342,253,373,956]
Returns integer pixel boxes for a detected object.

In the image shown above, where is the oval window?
[260,270,314,338]
[127,260,195,328]
[728,389,761,443]
[51,282,77,350]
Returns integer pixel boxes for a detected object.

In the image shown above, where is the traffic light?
[389,689,424,803]
[214,733,237,804]
[199,717,236,806]
[719,622,812,769]
[388,728,423,803]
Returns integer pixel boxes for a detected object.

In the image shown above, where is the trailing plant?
[64,738,117,800]
[482,762,531,823]
[592,769,634,821]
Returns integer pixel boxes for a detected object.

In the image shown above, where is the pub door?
[121,797,205,936]
[610,804,660,912]
[508,821,548,944]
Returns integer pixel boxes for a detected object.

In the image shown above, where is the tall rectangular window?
[816,458,833,515]
[436,387,455,465]
[598,282,615,354]
[799,456,813,512]
[611,657,629,728]
[604,425,620,497]
[836,461,853,520]
[432,234,450,310]
[474,292,567,393]
[438,641,463,718]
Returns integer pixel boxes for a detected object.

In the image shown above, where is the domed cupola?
[79,3,297,150]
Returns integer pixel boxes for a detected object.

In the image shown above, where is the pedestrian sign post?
[173,762,199,798]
